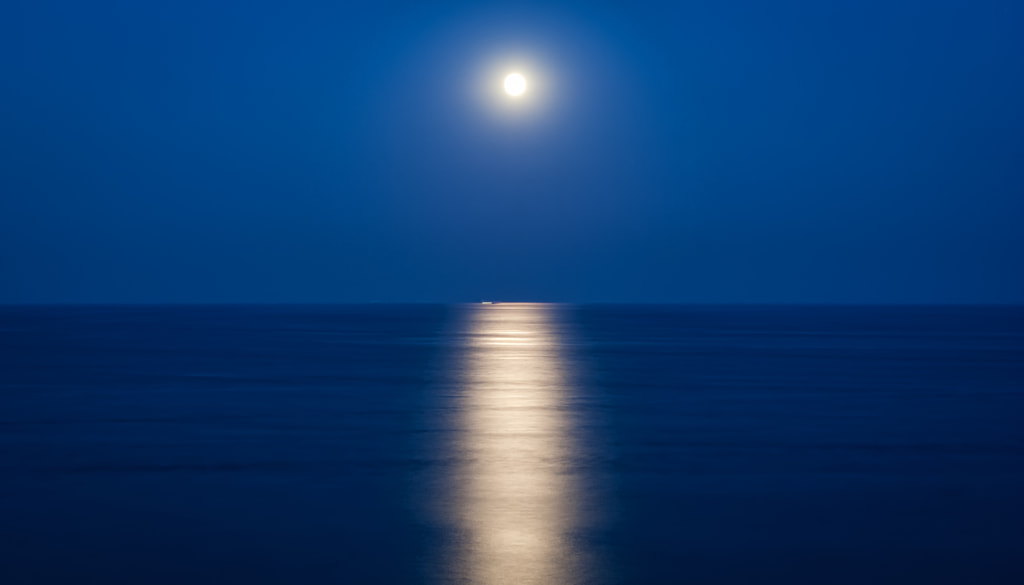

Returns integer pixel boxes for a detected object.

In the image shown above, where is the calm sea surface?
[1,304,1022,584]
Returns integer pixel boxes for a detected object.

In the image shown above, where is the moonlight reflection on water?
[440,303,594,585]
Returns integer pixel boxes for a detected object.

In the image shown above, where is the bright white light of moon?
[503,73,526,97]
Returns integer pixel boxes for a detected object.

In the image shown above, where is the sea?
[1,304,1022,584]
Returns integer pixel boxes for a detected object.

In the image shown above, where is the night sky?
[2,0,1022,303]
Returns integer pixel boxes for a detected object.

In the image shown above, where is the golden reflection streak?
[446,303,586,585]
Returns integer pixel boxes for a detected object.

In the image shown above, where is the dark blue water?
[1,304,1022,584]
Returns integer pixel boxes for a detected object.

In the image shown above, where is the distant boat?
[480,301,497,304]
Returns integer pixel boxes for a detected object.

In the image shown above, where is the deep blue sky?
[2,0,1022,303]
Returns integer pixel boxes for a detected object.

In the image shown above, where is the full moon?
[504,73,526,97]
